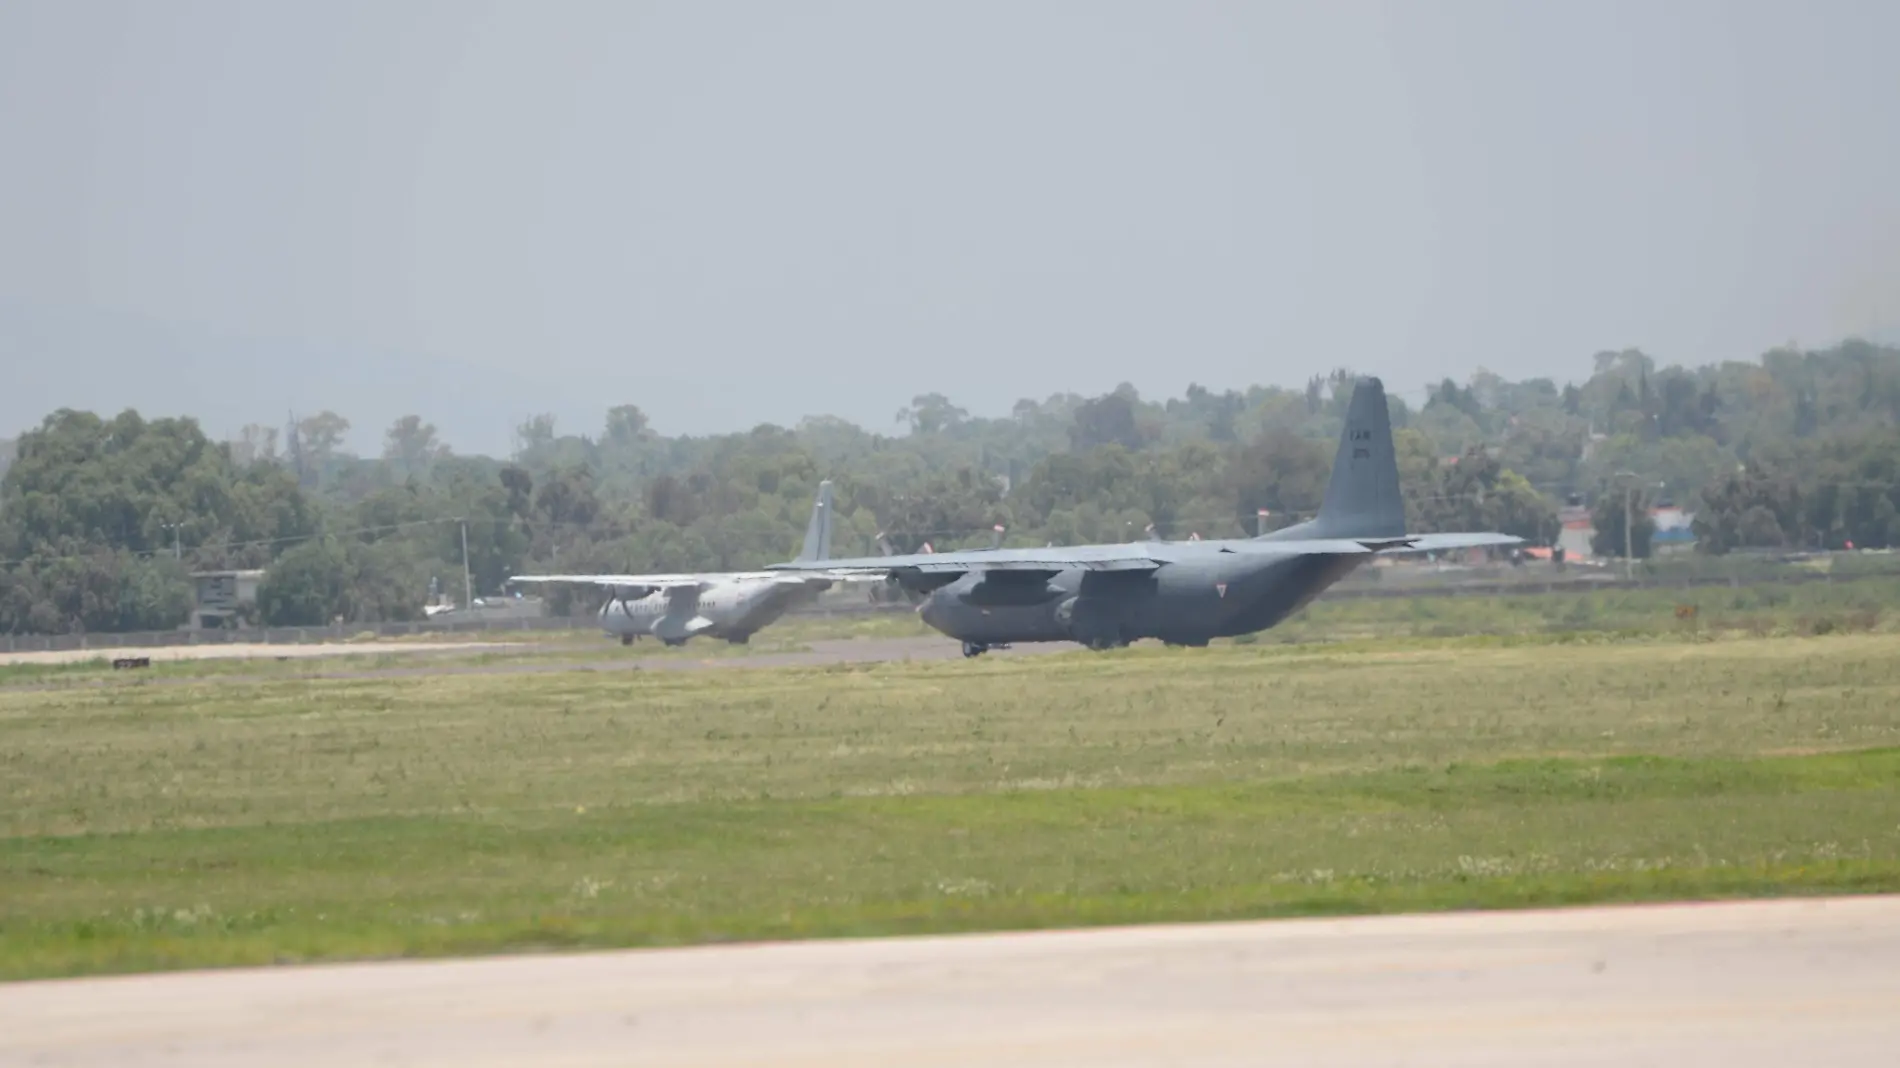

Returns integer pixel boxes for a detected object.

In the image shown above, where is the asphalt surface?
[4,896,1897,1066]
[0,636,1071,691]
[0,640,539,667]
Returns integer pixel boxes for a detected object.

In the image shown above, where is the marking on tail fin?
[1316,377,1404,538]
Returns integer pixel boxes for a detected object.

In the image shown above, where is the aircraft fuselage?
[598,578,827,645]
[915,551,1365,650]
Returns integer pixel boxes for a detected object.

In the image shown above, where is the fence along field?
[4,614,1900,980]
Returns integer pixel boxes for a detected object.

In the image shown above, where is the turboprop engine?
[1051,594,1127,650]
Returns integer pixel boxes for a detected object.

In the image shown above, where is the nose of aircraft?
[917,594,942,630]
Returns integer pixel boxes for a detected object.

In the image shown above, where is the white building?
[188,570,264,629]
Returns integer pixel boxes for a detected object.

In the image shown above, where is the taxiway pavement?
[4,895,1898,1066]
[0,636,1065,689]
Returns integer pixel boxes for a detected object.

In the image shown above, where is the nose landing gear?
[961,641,989,658]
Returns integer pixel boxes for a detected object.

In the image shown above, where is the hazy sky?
[4,1,1897,455]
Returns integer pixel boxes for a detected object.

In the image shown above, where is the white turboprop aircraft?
[507,481,865,647]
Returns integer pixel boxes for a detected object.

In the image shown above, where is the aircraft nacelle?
[889,568,961,597]
[965,571,1061,607]
[1052,594,1129,647]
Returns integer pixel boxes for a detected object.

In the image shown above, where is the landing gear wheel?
[620,634,634,647]
[662,638,686,648]
[726,634,750,645]
[961,641,990,658]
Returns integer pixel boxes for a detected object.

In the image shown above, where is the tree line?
[5,338,1900,634]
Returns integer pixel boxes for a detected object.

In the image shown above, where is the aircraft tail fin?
[1259,377,1405,541]
[795,480,835,562]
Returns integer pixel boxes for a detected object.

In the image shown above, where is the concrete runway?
[5,896,1899,1066]
[0,636,1067,691]
[0,639,536,667]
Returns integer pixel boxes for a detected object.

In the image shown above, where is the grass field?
[5,617,1900,981]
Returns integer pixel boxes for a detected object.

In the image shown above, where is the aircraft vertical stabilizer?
[796,480,835,562]
[1259,377,1406,541]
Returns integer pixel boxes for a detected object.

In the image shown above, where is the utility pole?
[459,519,473,610]
[1624,484,1634,584]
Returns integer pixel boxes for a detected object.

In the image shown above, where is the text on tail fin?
[1315,377,1405,538]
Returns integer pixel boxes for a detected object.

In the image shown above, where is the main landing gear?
[961,641,1014,658]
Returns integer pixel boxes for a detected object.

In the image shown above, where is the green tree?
[256,539,353,626]
[896,393,969,435]
[383,415,449,478]
[1225,429,1330,531]
[603,404,652,447]
[1591,488,1656,559]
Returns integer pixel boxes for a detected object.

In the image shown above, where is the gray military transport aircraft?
[508,480,865,647]
[766,378,1523,656]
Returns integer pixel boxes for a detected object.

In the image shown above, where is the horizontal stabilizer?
[1375,532,1525,554]
[1227,532,1524,557]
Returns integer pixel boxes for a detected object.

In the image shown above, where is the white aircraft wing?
[507,573,718,591]
[506,570,863,593]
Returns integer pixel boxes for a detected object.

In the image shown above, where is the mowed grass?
[5,631,1900,979]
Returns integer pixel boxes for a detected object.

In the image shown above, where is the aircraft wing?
[766,532,1525,577]
[507,573,718,591]
[767,542,1185,575]
[506,571,848,594]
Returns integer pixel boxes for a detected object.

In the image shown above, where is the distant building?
[1651,505,1697,554]
[189,570,265,629]
[1557,503,1595,560]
